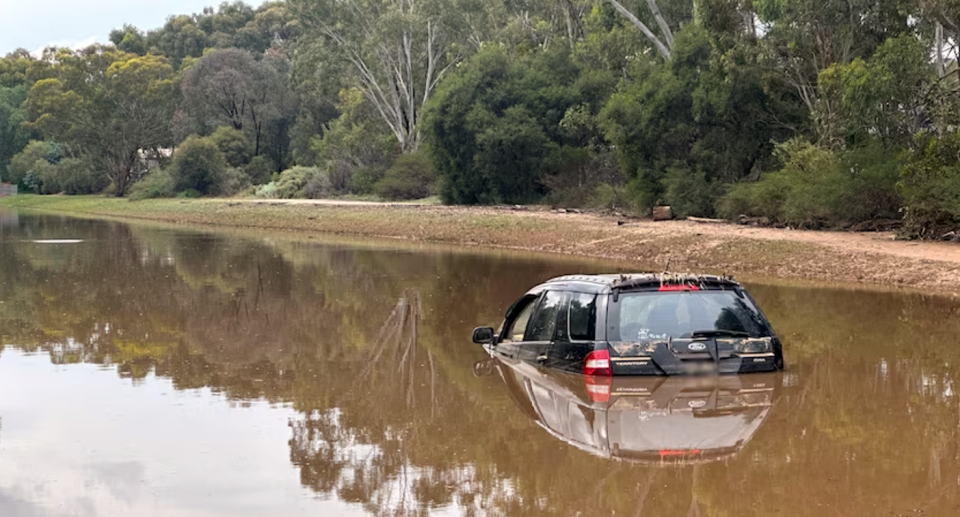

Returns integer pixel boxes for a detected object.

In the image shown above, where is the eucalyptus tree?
[290,0,483,153]
[181,48,291,156]
[23,47,176,196]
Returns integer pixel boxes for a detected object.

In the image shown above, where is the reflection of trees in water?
[363,290,434,410]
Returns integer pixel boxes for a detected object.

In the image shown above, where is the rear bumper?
[610,353,780,376]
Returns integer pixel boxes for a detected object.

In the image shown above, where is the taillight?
[583,375,613,403]
[658,284,699,292]
[659,449,701,457]
[583,349,612,376]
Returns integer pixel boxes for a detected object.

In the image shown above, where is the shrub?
[350,166,387,195]
[35,158,106,194]
[244,155,273,185]
[177,189,201,198]
[374,151,436,201]
[169,135,227,196]
[303,170,334,199]
[274,166,322,198]
[7,141,59,187]
[541,146,621,208]
[209,126,252,168]
[662,166,716,218]
[129,169,175,200]
[899,131,960,238]
[254,182,278,199]
[717,139,901,228]
[219,167,251,197]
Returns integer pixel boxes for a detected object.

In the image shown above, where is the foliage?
[718,139,902,228]
[289,0,479,152]
[899,131,960,237]
[600,24,799,212]
[168,135,228,196]
[34,158,106,195]
[2,0,960,235]
[23,48,176,196]
[274,166,323,199]
[312,89,394,194]
[7,140,60,187]
[425,45,616,204]
[209,126,252,168]
[0,85,33,182]
[128,169,176,200]
[375,151,436,201]
[243,155,274,185]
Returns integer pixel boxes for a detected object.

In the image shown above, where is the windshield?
[612,291,771,342]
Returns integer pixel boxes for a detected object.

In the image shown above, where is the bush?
[541,146,621,208]
[254,182,278,199]
[662,166,716,218]
[169,135,228,196]
[35,158,106,194]
[209,126,252,168]
[303,170,334,199]
[374,151,436,200]
[219,167,250,197]
[129,169,175,200]
[350,166,387,195]
[244,155,273,185]
[899,131,960,238]
[7,141,59,187]
[717,139,901,228]
[274,166,322,198]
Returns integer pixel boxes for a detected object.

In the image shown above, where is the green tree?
[24,48,175,196]
[0,85,32,182]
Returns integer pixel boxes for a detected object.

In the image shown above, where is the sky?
[0,0,225,56]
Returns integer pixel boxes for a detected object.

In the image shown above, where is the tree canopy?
[2,0,960,235]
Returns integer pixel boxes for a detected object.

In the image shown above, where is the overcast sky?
[0,0,229,55]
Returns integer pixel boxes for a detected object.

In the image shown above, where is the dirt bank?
[2,195,958,294]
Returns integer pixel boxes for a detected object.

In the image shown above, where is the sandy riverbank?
[2,195,958,294]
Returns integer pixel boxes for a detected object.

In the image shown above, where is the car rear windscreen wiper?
[687,329,750,338]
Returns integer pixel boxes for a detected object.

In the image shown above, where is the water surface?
[1,211,959,516]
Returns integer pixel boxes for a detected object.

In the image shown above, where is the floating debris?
[30,239,84,244]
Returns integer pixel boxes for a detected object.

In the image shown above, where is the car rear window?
[612,291,771,341]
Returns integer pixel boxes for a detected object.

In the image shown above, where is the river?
[0,210,959,516]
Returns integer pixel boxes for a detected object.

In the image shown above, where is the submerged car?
[472,273,784,376]
[474,355,781,464]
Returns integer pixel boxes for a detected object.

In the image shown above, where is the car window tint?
[526,291,563,341]
[568,293,597,341]
[504,299,536,342]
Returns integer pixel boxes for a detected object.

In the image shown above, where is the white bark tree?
[605,0,674,59]
[291,0,472,153]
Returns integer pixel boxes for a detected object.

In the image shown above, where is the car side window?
[568,293,597,341]
[526,291,564,342]
[503,298,537,342]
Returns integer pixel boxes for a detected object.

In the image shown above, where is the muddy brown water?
[1,211,960,516]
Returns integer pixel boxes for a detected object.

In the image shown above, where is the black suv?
[472,273,784,376]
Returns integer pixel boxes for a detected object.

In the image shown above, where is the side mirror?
[472,326,495,345]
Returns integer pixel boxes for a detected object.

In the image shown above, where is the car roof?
[534,273,742,295]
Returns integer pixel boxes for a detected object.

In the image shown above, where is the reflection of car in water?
[473,273,784,375]
[475,355,781,464]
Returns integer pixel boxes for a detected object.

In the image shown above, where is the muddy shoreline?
[2,195,958,294]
